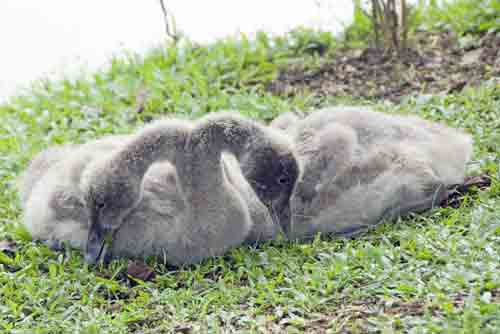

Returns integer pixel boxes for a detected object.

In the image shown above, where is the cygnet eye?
[96,201,106,211]
[277,175,290,185]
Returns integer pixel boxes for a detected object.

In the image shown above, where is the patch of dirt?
[127,261,156,282]
[268,31,500,102]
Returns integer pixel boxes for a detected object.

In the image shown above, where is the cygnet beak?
[268,198,292,236]
[85,223,114,265]
[279,204,292,236]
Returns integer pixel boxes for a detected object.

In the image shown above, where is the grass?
[423,0,500,36]
[0,30,499,333]
[341,0,500,49]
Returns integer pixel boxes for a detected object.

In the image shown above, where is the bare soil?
[268,31,500,102]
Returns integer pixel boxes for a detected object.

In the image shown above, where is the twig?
[159,0,178,42]
[401,0,408,50]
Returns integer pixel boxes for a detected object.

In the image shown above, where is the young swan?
[18,114,299,265]
[271,107,472,239]
[18,135,134,251]
[80,112,298,265]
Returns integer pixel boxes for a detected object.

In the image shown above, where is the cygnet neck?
[179,113,265,202]
[109,119,191,191]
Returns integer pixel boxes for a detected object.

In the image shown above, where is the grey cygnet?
[19,113,299,265]
[270,106,472,239]
[17,135,130,251]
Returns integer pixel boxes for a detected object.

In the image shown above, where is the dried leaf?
[0,239,17,253]
[127,261,155,282]
[447,80,467,94]
[460,48,483,66]
[173,324,192,334]
[462,174,492,189]
[441,173,492,208]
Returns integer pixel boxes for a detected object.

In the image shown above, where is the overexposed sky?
[0,0,354,101]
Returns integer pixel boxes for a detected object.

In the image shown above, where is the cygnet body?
[18,135,131,250]
[270,106,472,239]
[19,113,299,265]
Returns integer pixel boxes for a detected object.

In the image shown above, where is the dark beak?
[279,204,292,236]
[85,222,113,265]
[269,197,292,236]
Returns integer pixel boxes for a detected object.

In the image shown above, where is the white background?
[0,0,354,101]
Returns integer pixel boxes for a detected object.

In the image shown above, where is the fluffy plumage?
[270,106,472,239]
[18,135,129,250]
[18,113,299,265]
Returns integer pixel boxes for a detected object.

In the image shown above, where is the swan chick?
[271,107,472,239]
[82,113,299,265]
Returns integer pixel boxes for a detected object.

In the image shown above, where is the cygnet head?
[82,166,140,264]
[81,118,190,264]
[239,129,300,233]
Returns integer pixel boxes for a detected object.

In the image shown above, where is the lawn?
[0,31,499,333]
